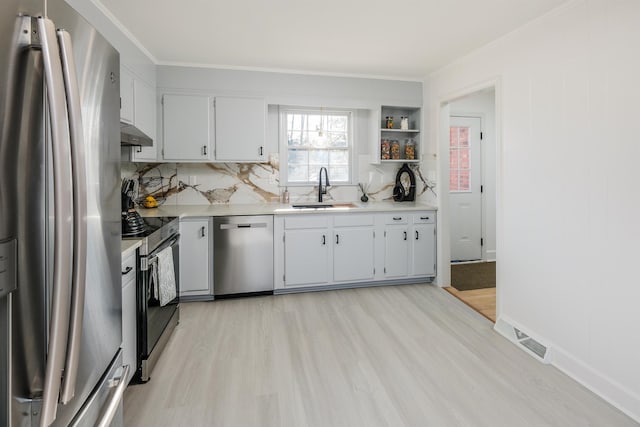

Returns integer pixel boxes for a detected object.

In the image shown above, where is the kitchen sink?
[291,202,358,209]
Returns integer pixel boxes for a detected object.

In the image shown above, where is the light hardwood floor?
[124,284,637,427]
[444,286,496,322]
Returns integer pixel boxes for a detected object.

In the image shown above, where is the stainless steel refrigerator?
[0,0,124,426]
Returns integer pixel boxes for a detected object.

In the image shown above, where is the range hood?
[121,122,153,147]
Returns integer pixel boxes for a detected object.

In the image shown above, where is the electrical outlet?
[189,175,197,185]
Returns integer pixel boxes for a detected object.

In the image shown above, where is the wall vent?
[514,327,547,360]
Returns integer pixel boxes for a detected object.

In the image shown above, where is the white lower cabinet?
[333,215,375,282]
[275,211,434,290]
[121,250,137,385]
[179,217,213,298]
[383,213,436,279]
[284,228,330,286]
[412,223,436,276]
[384,226,410,278]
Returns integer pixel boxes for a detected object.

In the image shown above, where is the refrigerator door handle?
[95,365,130,427]
[57,29,88,405]
[37,17,75,427]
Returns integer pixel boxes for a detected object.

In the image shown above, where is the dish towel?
[155,245,176,306]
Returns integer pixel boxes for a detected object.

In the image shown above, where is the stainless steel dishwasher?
[213,215,274,296]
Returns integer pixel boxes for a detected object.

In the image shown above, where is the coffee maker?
[121,178,146,236]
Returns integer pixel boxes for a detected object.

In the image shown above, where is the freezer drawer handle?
[121,266,133,275]
[95,365,130,427]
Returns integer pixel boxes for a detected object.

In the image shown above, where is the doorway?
[443,87,497,322]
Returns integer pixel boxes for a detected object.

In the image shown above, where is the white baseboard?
[494,316,640,423]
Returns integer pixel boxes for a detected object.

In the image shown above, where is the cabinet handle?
[393,217,402,221]
[200,226,206,238]
[136,146,142,153]
[420,216,429,220]
[259,146,264,156]
[403,231,407,241]
[415,230,419,240]
[322,235,326,245]
[202,145,207,156]
[336,234,339,245]
[121,266,133,276]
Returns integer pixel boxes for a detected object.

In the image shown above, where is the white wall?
[426,0,640,420]
[450,90,496,260]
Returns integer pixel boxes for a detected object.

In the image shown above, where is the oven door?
[138,234,180,364]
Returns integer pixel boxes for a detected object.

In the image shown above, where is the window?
[449,126,471,192]
[281,108,353,185]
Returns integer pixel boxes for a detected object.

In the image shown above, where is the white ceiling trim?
[91,0,158,64]
[156,60,426,83]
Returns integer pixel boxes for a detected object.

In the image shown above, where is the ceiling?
[97,0,571,80]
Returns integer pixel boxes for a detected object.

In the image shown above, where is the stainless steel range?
[123,216,180,382]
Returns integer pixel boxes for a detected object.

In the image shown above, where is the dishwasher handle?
[219,223,267,230]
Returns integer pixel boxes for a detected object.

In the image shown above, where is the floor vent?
[514,327,547,360]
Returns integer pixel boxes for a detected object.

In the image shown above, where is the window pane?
[329,165,349,182]
[450,148,458,169]
[328,131,347,147]
[458,127,469,147]
[459,170,470,190]
[288,150,308,165]
[288,164,308,182]
[329,150,348,165]
[450,128,458,147]
[309,150,329,165]
[459,147,470,168]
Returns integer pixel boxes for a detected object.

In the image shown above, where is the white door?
[449,116,482,262]
[214,96,266,162]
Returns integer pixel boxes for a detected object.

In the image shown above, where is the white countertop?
[135,200,437,218]
[121,239,142,256]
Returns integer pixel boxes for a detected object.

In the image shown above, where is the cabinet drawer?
[121,252,136,286]
[284,215,329,229]
[333,214,374,227]
[413,212,435,224]
[384,214,408,225]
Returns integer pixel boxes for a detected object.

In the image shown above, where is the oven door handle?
[147,234,180,259]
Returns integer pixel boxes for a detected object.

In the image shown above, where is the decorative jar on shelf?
[390,140,401,160]
[380,139,391,160]
[404,138,415,160]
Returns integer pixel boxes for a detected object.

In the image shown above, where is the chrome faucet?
[318,167,330,202]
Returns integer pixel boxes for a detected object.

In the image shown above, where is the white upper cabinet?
[214,96,266,162]
[121,64,158,162]
[120,67,134,124]
[162,94,213,162]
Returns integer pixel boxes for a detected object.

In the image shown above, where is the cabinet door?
[179,218,212,296]
[334,227,374,282]
[120,67,134,124]
[412,224,436,276]
[121,277,136,384]
[384,226,409,278]
[214,96,266,162]
[284,229,329,286]
[131,144,158,163]
[163,94,212,161]
[134,79,156,141]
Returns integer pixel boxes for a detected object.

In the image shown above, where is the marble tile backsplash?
[121,155,435,207]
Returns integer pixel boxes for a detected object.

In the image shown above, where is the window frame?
[279,106,356,187]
